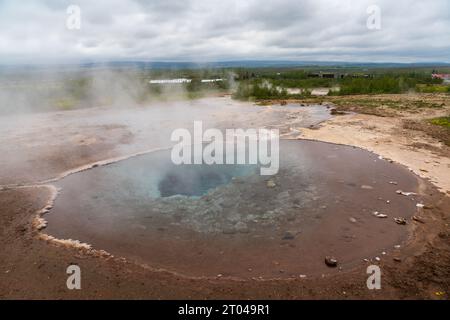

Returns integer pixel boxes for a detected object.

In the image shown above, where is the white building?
[149,78,192,84]
[200,79,224,83]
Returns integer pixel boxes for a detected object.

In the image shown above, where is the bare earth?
[301,108,450,193]
[0,95,449,299]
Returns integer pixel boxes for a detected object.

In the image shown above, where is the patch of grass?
[327,96,447,117]
[54,98,76,110]
[404,117,450,147]
[416,84,450,93]
[412,100,445,109]
[430,116,450,128]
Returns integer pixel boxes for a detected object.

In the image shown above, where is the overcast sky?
[0,0,449,64]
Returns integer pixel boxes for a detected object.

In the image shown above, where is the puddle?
[45,140,422,278]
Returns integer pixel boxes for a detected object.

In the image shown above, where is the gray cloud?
[0,0,449,64]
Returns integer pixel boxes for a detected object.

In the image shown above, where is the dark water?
[45,140,422,278]
[158,165,256,197]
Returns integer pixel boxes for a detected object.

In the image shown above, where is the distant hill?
[1,60,450,73]
[78,60,450,69]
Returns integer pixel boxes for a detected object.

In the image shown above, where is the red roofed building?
[432,73,450,80]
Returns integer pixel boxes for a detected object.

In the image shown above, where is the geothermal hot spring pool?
[44,140,422,278]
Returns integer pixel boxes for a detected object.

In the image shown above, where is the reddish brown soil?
[0,175,449,299]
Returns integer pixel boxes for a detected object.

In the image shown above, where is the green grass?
[416,84,450,93]
[54,98,76,110]
[430,116,450,128]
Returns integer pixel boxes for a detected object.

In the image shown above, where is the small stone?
[266,180,276,188]
[235,222,249,233]
[412,216,425,224]
[389,181,398,185]
[394,245,401,249]
[330,108,345,115]
[394,217,407,225]
[396,190,417,196]
[375,257,381,262]
[373,211,388,218]
[349,217,357,223]
[222,227,236,235]
[393,257,402,262]
[416,203,425,208]
[325,256,338,267]
[361,185,374,190]
[282,231,295,240]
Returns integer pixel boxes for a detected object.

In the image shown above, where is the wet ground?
[45,140,422,279]
[1,96,449,299]
[0,98,331,185]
